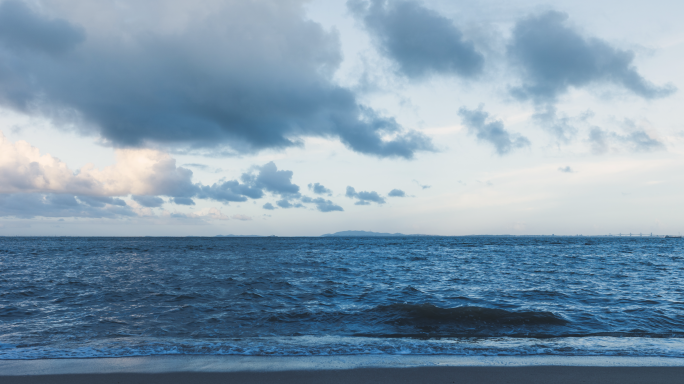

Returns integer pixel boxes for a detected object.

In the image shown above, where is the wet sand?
[2,356,683,384]
[3,366,684,384]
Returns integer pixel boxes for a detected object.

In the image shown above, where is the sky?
[0,0,682,236]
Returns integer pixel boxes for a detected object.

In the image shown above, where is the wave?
[373,303,568,326]
[0,306,35,319]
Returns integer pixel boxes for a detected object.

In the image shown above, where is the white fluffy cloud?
[0,130,195,197]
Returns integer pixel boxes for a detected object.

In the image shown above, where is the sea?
[1,236,684,360]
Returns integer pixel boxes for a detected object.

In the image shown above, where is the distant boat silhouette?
[665,235,682,238]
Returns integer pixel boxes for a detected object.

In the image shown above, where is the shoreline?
[2,355,684,375]
[2,356,684,384]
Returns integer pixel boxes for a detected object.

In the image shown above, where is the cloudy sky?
[0,0,682,236]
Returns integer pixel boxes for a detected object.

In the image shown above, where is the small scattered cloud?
[262,202,276,210]
[346,186,386,205]
[196,162,299,203]
[558,166,574,173]
[276,199,294,209]
[182,163,210,170]
[388,189,405,197]
[412,180,431,190]
[458,105,530,155]
[131,195,164,208]
[301,196,344,212]
[231,214,252,221]
[532,105,579,144]
[308,182,332,196]
[187,207,229,220]
[172,197,195,206]
[247,162,300,197]
[588,126,665,155]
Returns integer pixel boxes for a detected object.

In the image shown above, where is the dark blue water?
[1,236,684,359]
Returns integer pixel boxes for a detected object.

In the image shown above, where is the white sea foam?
[2,336,684,360]
[2,354,684,377]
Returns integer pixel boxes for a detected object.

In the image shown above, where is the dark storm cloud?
[346,186,385,205]
[131,195,164,208]
[0,0,85,55]
[262,202,276,211]
[388,189,405,197]
[458,106,530,155]
[588,126,665,154]
[0,0,432,159]
[308,182,332,196]
[0,193,134,219]
[348,0,483,79]
[508,11,676,103]
[301,196,344,212]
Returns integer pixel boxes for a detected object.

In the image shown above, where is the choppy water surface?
[1,236,684,358]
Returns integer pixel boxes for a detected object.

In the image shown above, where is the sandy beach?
[2,356,684,384]
[3,366,684,384]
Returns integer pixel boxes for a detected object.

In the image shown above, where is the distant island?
[320,230,431,237]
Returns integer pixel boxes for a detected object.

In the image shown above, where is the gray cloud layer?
[348,0,483,79]
[458,106,530,155]
[508,11,676,103]
[0,0,85,55]
[388,189,405,197]
[0,0,432,159]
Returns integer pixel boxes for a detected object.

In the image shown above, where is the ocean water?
[1,236,684,359]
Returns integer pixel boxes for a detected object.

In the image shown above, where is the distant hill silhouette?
[214,234,276,237]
